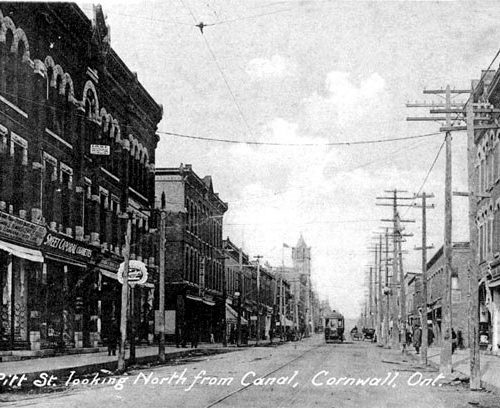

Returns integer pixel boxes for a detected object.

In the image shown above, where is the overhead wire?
[179,0,257,141]
[159,130,442,146]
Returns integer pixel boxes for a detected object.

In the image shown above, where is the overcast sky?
[82,1,500,318]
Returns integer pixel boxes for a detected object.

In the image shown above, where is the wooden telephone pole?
[377,190,415,348]
[158,210,166,362]
[408,85,469,375]
[414,192,435,366]
[117,213,132,373]
[254,255,263,345]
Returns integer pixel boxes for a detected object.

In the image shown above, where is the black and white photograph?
[1,1,500,407]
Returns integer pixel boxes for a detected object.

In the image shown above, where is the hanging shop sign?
[42,232,94,262]
[117,260,148,287]
[90,144,110,155]
[0,210,47,247]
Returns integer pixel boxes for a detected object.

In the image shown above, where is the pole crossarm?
[423,89,470,94]
[414,245,435,250]
[407,117,448,122]
[381,218,415,223]
[406,102,464,108]
[453,191,491,198]
[377,204,416,207]
[439,126,467,132]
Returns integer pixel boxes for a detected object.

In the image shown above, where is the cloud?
[303,71,391,135]
[246,55,292,80]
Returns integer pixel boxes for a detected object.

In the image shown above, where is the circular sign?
[117,260,148,287]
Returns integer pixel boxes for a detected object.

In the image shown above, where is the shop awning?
[0,240,44,263]
[101,269,117,280]
[45,253,86,268]
[186,294,215,306]
[488,279,500,288]
[186,294,202,302]
[226,304,248,325]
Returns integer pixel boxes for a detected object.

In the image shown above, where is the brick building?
[405,272,422,328]
[471,70,500,354]
[155,164,227,344]
[425,243,471,347]
[0,3,162,352]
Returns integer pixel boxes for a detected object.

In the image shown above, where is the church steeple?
[297,233,307,248]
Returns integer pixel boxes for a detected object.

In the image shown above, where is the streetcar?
[324,311,345,343]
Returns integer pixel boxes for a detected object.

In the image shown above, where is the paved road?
[3,336,499,408]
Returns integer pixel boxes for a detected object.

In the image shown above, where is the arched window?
[16,40,28,111]
[63,83,72,137]
[5,30,15,101]
[45,66,55,130]
[184,245,189,280]
[54,75,63,134]
[128,146,134,186]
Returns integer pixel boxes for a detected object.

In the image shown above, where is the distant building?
[425,243,471,347]
[292,234,313,335]
[155,164,227,343]
[405,272,422,328]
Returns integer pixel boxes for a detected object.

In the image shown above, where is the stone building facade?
[0,3,162,351]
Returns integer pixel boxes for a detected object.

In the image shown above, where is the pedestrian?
[457,330,464,349]
[427,326,434,346]
[107,320,119,356]
[406,328,412,349]
[452,328,457,354]
[413,325,422,354]
[191,324,199,348]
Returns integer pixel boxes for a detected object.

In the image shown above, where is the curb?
[405,351,500,395]
[0,348,237,393]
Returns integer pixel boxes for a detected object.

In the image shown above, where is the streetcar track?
[203,342,324,408]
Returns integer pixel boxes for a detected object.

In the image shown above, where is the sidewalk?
[0,343,234,385]
[0,338,288,384]
[409,346,500,392]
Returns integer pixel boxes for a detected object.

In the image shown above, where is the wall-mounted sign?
[42,232,94,261]
[90,144,110,155]
[0,210,47,247]
[117,260,148,287]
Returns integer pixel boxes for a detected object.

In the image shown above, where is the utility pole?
[254,255,263,345]
[117,213,132,373]
[378,234,383,344]
[441,85,454,376]
[369,266,373,328]
[414,192,435,366]
[237,247,243,347]
[158,210,166,362]
[431,83,496,387]
[396,213,407,353]
[466,86,486,389]
[384,228,390,347]
[377,190,414,348]
[407,85,469,375]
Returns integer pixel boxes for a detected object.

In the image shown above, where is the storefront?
[485,259,500,354]
[100,257,156,346]
[0,210,46,350]
[39,230,97,349]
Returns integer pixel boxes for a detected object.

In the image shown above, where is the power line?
[0,88,442,148]
[403,136,445,217]
[159,130,442,146]
[179,0,257,140]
